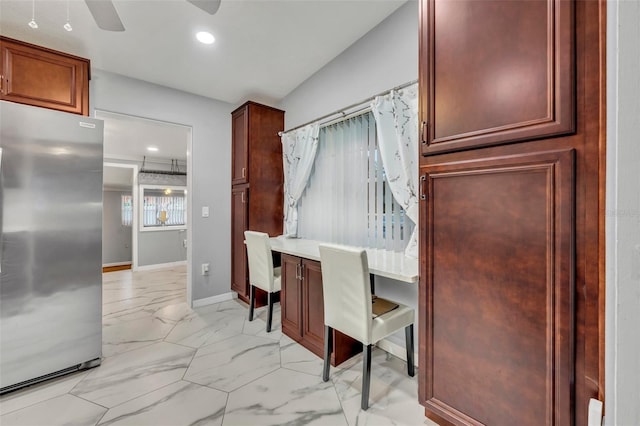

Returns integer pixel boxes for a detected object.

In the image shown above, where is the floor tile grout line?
[0,374,89,417]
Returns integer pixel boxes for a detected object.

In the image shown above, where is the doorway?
[97,110,193,306]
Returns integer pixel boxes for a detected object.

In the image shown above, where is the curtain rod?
[278,79,418,136]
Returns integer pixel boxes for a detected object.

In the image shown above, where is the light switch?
[202,206,210,218]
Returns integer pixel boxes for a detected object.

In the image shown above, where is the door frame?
[97,110,194,307]
[103,162,139,271]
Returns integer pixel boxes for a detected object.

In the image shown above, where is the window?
[297,111,413,251]
[121,194,133,226]
[139,185,187,231]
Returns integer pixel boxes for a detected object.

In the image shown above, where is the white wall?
[138,229,187,266]
[102,190,132,265]
[278,1,419,351]
[91,70,233,302]
[605,0,640,424]
[279,1,419,130]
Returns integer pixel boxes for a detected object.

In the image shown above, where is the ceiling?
[97,110,190,162]
[99,110,189,188]
[103,165,133,190]
[0,0,406,105]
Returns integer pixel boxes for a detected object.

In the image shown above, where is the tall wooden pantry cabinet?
[417,0,606,425]
[230,101,284,305]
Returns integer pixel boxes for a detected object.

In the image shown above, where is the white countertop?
[269,236,418,283]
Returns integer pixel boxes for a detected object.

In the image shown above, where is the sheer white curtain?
[370,83,419,258]
[281,123,320,237]
[297,112,412,251]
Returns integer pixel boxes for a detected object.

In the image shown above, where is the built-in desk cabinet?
[281,254,361,366]
[0,36,89,116]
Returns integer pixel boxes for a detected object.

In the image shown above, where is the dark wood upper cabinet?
[0,36,90,116]
[419,0,574,155]
[232,107,249,185]
[419,148,575,426]
[230,101,284,304]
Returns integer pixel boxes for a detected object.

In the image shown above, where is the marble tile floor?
[0,265,437,426]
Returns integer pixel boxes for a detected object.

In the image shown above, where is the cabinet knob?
[420,175,427,200]
[242,167,246,178]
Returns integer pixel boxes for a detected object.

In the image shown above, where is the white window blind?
[297,111,413,251]
[121,194,133,227]
[141,188,186,228]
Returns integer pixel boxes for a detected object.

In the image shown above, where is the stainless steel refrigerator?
[0,101,103,392]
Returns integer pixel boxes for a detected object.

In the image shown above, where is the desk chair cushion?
[245,231,278,293]
[371,304,414,344]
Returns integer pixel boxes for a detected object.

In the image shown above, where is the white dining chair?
[244,230,281,332]
[319,243,415,410]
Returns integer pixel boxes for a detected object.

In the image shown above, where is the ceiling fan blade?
[187,0,221,15]
[85,0,125,31]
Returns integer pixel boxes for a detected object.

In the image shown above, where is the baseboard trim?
[376,338,419,368]
[192,292,237,308]
[135,260,187,272]
[102,263,132,273]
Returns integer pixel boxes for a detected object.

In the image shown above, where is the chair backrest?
[319,244,372,344]
[244,231,275,292]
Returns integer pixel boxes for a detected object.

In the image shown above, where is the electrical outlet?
[201,263,210,276]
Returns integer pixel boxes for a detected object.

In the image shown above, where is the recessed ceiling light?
[196,31,215,45]
[147,146,159,152]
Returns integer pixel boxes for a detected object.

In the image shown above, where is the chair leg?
[248,285,255,322]
[322,325,333,382]
[266,292,274,332]
[405,324,415,377]
[361,344,372,410]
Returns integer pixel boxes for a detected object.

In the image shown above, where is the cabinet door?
[419,0,574,155]
[301,259,325,355]
[419,149,574,426]
[281,254,303,340]
[0,37,89,116]
[231,107,249,185]
[231,186,249,298]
